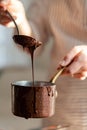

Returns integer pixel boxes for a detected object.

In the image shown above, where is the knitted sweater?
[28,0,87,129]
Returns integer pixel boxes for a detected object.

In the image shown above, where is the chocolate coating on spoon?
[13,35,42,49]
[6,11,42,49]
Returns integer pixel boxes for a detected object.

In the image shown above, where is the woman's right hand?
[0,0,26,28]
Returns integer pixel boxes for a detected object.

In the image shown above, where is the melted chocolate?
[13,35,42,84]
[12,35,56,118]
[13,35,42,86]
[13,35,42,49]
[13,34,42,114]
[7,11,56,118]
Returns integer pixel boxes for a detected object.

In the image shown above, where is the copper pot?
[11,81,57,119]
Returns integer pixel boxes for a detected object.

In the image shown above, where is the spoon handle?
[50,67,65,83]
[6,10,19,35]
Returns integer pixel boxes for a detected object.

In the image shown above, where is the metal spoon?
[6,10,42,48]
[6,10,19,35]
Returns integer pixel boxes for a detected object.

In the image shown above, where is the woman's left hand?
[58,45,87,80]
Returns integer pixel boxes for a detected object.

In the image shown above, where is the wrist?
[17,16,32,36]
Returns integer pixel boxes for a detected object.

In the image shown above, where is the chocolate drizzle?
[12,35,57,118]
[13,34,42,86]
[13,34,42,114]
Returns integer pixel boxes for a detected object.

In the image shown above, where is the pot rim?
[11,80,56,87]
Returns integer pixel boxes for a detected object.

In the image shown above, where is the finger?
[60,71,86,80]
[82,71,87,77]
[0,0,19,10]
[0,0,9,10]
[0,0,14,5]
[0,12,11,24]
[0,14,10,22]
[0,10,17,27]
[73,72,87,80]
[59,46,82,66]
[66,60,82,75]
[65,50,87,75]
[0,0,9,4]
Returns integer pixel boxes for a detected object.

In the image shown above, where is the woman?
[0,0,87,129]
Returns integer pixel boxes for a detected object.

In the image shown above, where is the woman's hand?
[0,0,26,28]
[58,45,87,80]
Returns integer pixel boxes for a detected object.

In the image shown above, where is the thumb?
[0,0,10,10]
[59,46,82,66]
[0,0,9,4]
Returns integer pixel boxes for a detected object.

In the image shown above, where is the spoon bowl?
[6,10,42,49]
[13,35,42,49]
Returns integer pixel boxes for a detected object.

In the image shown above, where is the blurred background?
[0,0,51,130]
